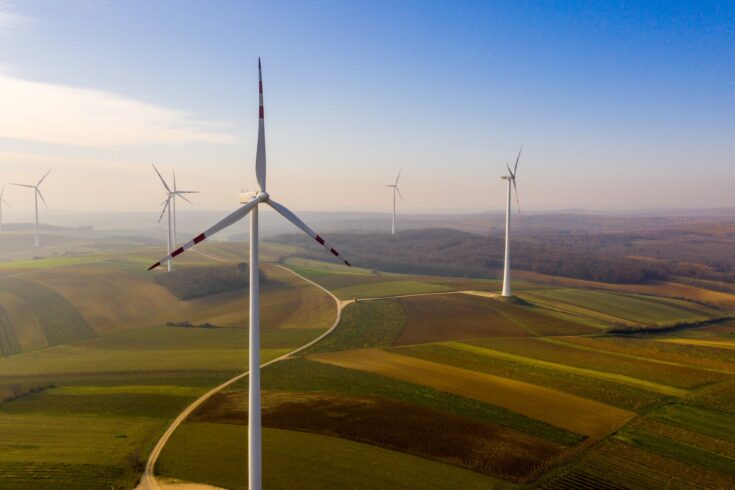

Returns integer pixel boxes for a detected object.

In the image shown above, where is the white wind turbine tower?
[148,59,352,490]
[11,170,51,247]
[0,186,11,233]
[151,165,199,272]
[501,148,522,297]
[385,170,403,234]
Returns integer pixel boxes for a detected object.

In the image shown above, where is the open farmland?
[0,244,337,489]
[309,349,634,438]
[522,287,721,327]
[158,425,500,490]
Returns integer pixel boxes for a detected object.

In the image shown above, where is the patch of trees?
[155,263,265,300]
[275,228,669,285]
[165,321,218,328]
[2,383,55,403]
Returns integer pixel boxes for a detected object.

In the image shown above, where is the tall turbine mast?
[0,186,11,233]
[385,170,403,234]
[11,169,51,247]
[501,147,522,297]
[147,59,352,490]
[152,165,198,272]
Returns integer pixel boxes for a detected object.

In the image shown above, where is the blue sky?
[0,0,733,214]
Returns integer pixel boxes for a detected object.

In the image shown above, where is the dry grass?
[309,349,634,439]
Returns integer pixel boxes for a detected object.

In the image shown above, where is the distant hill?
[275,224,735,287]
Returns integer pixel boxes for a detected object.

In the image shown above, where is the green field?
[523,288,721,326]
[158,425,501,490]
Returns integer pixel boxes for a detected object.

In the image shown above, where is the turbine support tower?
[11,170,51,248]
[500,147,522,298]
[249,205,261,490]
[502,175,512,296]
[151,164,199,273]
[385,170,403,235]
[147,59,352,490]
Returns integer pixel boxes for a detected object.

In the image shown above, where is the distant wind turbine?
[0,186,11,233]
[151,164,199,272]
[11,170,51,247]
[147,59,352,490]
[500,148,522,297]
[385,170,403,234]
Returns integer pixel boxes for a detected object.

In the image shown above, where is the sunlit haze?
[1,1,733,217]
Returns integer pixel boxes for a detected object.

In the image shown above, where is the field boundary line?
[448,342,688,396]
[137,264,345,490]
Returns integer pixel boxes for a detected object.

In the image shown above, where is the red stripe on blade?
[171,247,184,258]
[193,233,206,244]
[259,81,263,93]
[315,235,325,245]
[344,260,352,267]
[259,106,264,118]
[148,262,161,271]
[330,248,338,257]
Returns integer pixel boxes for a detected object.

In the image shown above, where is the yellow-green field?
[0,243,336,489]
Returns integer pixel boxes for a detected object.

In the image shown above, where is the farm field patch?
[395,294,596,346]
[538,439,735,489]
[554,335,735,374]
[191,390,565,482]
[516,271,735,310]
[333,280,454,300]
[301,300,405,355]
[522,287,720,326]
[659,337,735,351]
[448,341,686,396]
[256,358,583,445]
[158,425,501,490]
[395,343,664,411]
[309,349,633,438]
[470,337,730,389]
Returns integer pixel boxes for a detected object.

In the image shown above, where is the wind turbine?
[0,186,11,233]
[385,170,403,234]
[147,59,352,490]
[151,165,199,272]
[11,170,51,247]
[500,148,522,297]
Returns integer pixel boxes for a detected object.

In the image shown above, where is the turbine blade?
[0,186,4,199]
[512,179,521,214]
[513,146,522,176]
[2,198,12,209]
[37,189,48,209]
[506,163,514,179]
[173,169,177,192]
[255,58,267,192]
[268,199,352,267]
[148,196,260,270]
[151,164,171,192]
[10,183,35,188]
[157,199,170,223]
[37,169,52,187]
[395,186,404,202]
[175,190,199,194]
[395,169,401,185]
[175,193,193,205]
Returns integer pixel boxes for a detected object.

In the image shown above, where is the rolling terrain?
[152,256,735,489]
[2,232,735,489]
[0,238,336,489]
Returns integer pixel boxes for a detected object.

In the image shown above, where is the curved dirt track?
[137,265,347,490]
